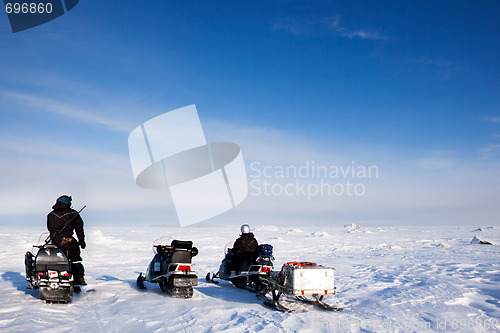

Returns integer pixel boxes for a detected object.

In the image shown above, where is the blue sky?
[1,1,499,227]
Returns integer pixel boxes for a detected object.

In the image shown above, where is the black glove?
[79,240,86,249]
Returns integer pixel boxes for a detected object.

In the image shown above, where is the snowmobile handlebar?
[44,206,86,245]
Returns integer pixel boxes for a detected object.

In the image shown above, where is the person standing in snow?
[47,195,87,287]
[231,224,258,273]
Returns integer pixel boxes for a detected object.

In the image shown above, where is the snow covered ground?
[1,224,499,332]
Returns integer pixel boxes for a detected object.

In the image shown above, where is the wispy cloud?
[418,157,455,170]
[410,57,460,81]
[272,18,316,36]
[480,117,500,158]
[0,136,172,217]
[480,143,500,159]
[0,90,135,133]
[483,116,500,123]
[2,118,499,226]
[273,15,388,40]
[417,150,456,170]
[328,16,388,40]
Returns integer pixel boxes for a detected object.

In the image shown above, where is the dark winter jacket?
[233,233,258,256]
[47,202,85,246]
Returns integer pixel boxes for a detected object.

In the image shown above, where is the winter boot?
[72,262,86,285]
[78,277,87,286]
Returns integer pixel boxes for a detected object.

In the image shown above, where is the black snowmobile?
[24,206,85,303]
[206,243,274,293]
[137,239,199,298]
[25,243,74,303]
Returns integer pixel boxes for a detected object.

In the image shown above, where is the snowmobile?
[206,243,274,293]
[207,244,342,312]
[24,206,86,303]
[137,239,199,298]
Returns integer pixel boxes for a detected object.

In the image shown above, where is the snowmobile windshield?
[223,241,233,255]
[33,232,49,248]
[152,236,174,254]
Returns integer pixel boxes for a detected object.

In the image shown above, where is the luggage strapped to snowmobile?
[255,244,274,266]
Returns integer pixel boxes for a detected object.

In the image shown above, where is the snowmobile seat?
[171,249,192,264]
[35,245,71,272]
[171,240,193,250]
[237,255,255,272]
[168,240,194,264]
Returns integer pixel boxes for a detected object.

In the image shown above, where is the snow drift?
[1,225,499,332]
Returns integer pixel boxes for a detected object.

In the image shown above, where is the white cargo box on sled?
[280,262,335,296]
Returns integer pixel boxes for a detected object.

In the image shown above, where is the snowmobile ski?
[295,295,343,311]
[137,273,146,289]
[256,289,293,312]
[262,298,293,312]
[205,272,219,284]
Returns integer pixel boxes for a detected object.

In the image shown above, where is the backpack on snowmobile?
[137,239,199,298]
[255,244,274,266]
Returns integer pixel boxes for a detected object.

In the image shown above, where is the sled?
[257,262,343,312]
